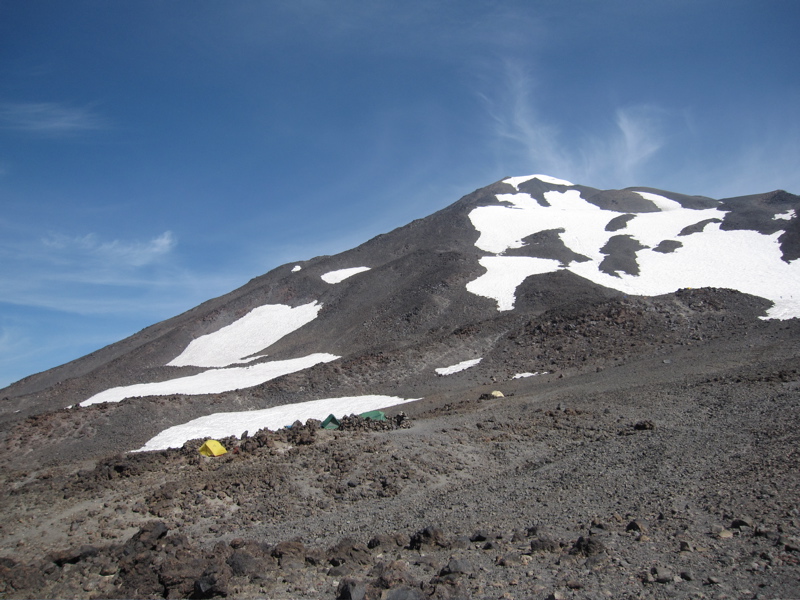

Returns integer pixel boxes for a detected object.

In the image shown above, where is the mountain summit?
[1,176,799,599]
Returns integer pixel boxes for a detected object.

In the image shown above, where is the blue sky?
[1,0,799,389]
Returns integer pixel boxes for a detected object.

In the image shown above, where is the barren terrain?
[2,290,799,599]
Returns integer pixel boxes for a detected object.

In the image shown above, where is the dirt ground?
[1,289,799,599]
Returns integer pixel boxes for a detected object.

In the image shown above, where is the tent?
[321,410,387,430]
[198,440,228,457]
[359,410,386,421]
[321,414,341,430]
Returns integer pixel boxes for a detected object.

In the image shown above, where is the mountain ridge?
[2,176,798,437]
[1,175,799,599]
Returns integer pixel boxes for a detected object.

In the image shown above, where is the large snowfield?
[167,302,322,368]
[466,175,800,318]
[80,353,339,407]
[75,174,798,451]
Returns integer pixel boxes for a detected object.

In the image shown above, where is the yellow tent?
[198,440,227,457]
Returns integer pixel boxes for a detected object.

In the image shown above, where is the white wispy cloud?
[478,60,800,198]
[41,231,176,268]
[0,102,108,135]
[612,105,667,182]
[479,61,574,179]
[0,229,217,316]
[0,326,32,389]
[0,326,24,357]
[479,61,674,190]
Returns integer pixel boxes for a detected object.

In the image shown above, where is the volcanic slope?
[2,174,798,459]
[1,175,799,599]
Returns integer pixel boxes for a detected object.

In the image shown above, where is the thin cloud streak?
[480,61,672,190]
[41,231,177,267]
[0,229,239,316]
[0,268,243,317]
[1,289,206,317]
[0,102,108,135]
[480,60,800,198]
[478,61,574,179]
[613,106,666,183]
[0,327,24,357]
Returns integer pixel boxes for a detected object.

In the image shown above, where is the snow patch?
[504,174,575,190]
[496,192,541,210]
[567,224,800,319]
[80,353,339,407]
[466,256,560,311]
[467,186,800,319]
[512,372,542,379]
[168,302,322,368]
[291,265,302,272]
[321,266,371,284]
[470,190,611,256]
[774,209,796,221]
[435,358,482,376]
[633,191,684,211]
[135,395,419,452]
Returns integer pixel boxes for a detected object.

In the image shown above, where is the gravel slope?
[1,290,798,599]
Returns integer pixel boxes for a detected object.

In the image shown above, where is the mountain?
[1,175,799,599]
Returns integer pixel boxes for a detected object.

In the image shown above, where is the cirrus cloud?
[0,228,198,316]
[0,102,108,136]
[479,60,673,190]
[41,231,177,268]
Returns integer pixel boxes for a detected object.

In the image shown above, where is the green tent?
[320,410,387,430]
[359,410,386,421]
[321,414,341,430]
[320,410,386,429]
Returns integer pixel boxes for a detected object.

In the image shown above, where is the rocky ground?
[1,289,799,599]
